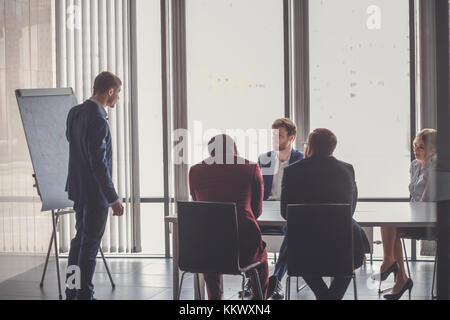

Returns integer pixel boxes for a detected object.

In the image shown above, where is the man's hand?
[111,202,124,217]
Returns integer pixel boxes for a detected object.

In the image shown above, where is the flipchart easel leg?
[51,210,63,300]
[100,247,115,288]
[40,215,59,288]
[40,210,115,299]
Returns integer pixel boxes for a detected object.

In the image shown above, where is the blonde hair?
[414,129,437,153]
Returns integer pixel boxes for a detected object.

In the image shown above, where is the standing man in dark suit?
[280,128,370,300]
[65,72,124,300]
[256,119,303,300]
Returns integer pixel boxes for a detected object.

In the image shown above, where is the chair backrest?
[287,204,354,278]
[177,201,241,275]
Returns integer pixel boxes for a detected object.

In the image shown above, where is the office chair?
[285,204,357,300]
[177,201,264,300]
[261,232,308,294]
[362,227,374,265]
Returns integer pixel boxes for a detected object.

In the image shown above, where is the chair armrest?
[240,261,262,273]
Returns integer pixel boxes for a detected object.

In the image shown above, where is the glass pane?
[136,0,164,197]
[186,0,285,164]
[309,0,411,198]
[140,203,165,256]
[372,228,414,260]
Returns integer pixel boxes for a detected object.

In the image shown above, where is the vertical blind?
[0,0,54,254]
[55,0,136,253]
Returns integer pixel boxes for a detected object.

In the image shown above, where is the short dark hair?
[208,134,238,157]
[308,128,338,157]
[93,71,122,95]
[272,118,297,137]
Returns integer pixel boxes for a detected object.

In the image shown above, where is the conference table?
[165,201,437,300]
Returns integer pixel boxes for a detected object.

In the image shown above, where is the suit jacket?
[258,149,304,200]
[280,155,370,267]
[189,156,265,265]
[65,100,118,208]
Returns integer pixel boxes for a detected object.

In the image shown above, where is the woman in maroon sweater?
[188,134,269,300]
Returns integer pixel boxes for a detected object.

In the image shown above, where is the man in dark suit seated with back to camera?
[280,128,370,300]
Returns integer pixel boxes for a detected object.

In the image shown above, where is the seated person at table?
[189,134,269,300]
[378,129,437,300]
[257,118,303,300]
[280,128,370,300]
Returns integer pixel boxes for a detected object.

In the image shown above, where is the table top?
[259,201,437,228]
[166,201,437,228]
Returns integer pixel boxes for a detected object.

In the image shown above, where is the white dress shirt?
[268,152,291,201]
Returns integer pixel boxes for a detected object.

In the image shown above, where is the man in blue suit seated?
[240,118,303,300]
[280,128,370,300]
[65,72,124,300]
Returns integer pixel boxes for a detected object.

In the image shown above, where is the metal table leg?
[172,221,180,300]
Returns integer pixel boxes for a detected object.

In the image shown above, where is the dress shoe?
[238,278,252,298]
[372,262,399,282]
[384,279,414,300]
[267,275,284,300]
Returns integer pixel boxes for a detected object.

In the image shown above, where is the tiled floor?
[0,255,436,300]
[0,255,48,283]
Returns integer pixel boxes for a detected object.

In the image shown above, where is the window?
[140,204,165,256]
[186,0,285,164]
[136,0,165,255]
[309,0,412,199]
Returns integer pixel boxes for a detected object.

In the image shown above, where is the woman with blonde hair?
[376,129,437,300]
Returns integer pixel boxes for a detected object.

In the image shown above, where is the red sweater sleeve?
[188,166,197,201]
[251,164,264,219]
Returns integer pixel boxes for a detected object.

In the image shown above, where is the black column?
[436,0,450,301]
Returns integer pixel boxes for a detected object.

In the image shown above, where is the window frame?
[132,0,421,258]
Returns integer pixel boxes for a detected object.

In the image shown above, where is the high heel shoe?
[383,279,414,300]
[372,262,399,282]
